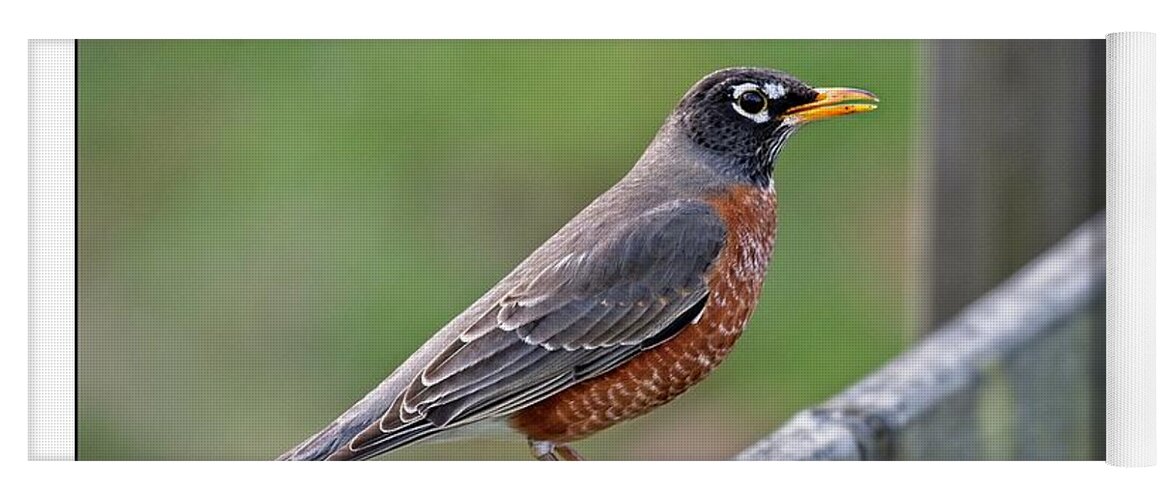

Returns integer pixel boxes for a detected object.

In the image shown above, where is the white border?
[7,1,1171,497]
[1107,32,1157,467]
[27,39,74,461]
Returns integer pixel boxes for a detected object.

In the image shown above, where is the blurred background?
[77,40,1103,460]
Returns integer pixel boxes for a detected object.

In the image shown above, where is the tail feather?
[278,396,443,460]
[323,423,444,461]
[278,382,412,460]
[278,419,368,461]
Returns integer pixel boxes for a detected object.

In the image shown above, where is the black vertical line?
[73,38,79,461]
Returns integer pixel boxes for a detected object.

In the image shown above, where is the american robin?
[279,67,877,461]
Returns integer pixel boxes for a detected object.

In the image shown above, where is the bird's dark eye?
[737,90,767,115]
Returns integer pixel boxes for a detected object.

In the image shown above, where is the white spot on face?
[762,82,787,99]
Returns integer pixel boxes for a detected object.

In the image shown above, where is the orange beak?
[780,87,879,125]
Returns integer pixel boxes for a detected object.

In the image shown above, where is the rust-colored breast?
[510,185,778,443]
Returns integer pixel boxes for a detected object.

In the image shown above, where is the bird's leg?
[553,444,585,461]
[529,439,558,461]
[528,439,586,461]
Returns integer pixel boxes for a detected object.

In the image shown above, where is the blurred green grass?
[78,40,921,460]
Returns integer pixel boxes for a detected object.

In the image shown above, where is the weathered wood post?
[912,39,1106,460]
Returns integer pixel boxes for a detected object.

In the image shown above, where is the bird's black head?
[673,67,878,187]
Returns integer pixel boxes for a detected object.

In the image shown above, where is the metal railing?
[737,213,1105,460]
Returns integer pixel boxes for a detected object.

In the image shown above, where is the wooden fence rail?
[737,213,1105,460]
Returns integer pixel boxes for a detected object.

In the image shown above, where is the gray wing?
[336,199,727,459]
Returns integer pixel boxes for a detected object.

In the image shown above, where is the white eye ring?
[730,83,772,123]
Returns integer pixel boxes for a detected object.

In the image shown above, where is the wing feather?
[339,199,727,458]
